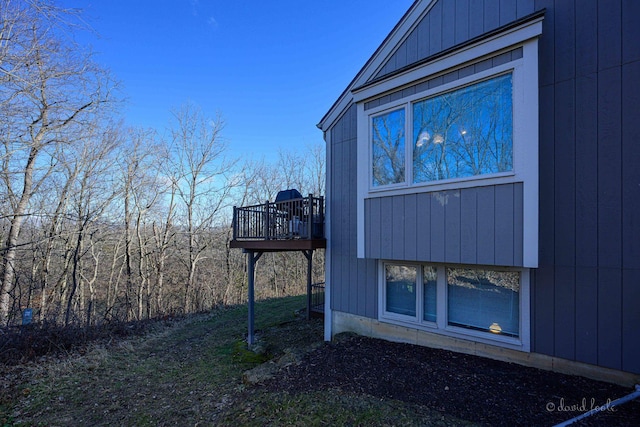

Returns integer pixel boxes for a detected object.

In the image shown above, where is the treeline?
[0,1,325,326]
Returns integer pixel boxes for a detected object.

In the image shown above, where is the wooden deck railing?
[232,194,324,241]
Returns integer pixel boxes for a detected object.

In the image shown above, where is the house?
[317,0,640,385]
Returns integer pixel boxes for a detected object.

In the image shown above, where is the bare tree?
[168,103,237,312]
[0,0,116,324]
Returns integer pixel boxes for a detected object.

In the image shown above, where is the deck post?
[246,250,263,347]
[264,200,270,240]
[307,194,313,239]
[232,206,237,240]
[303,250,313,320]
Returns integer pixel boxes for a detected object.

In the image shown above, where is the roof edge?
[353,9,546,93]
[317,0,424,131]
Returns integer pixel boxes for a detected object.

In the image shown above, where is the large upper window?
[412,73,513,183]
[370,72,513,189]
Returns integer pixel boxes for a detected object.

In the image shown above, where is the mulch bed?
[266,334,640,426]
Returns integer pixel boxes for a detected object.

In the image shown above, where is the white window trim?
[366,65,519,193]
[356,24,540,268]
[379,261,531,352]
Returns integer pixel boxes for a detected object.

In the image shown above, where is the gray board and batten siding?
[365,184,524,267]
[324,0,640,376]
[329,103,379,319]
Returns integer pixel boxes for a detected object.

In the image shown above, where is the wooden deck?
[229,238,326,251]
[230,194,326,252]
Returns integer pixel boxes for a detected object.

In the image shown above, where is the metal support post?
[303,250,313,320]
[246,250,262,347]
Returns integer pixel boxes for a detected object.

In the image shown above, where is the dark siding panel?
[483,0,500,32]
[538,84,555,267]
[499,0,517,25]
[554,0,575,82]
[494,184,515,266]
[355,259,365,317]
[622,61,640,269]
[444,190,461,263]
[622,0,640,63]
[364,259,376,318]
[395,39,408,70]
[341,139,352,313]
[513,183,523,265]
[368,198,381,259]
[536,0,555,86]
[405,28,419,66]
[416,193,432,260]
[554,267,576,360]
[454,0,470,44]
[332,255,343,312]
[516,0,535,17]
[367,184,523,267]
[416,10,430,60]
[348,128,358,258]
[350,249,360,316]
[430,192,446,262]
[380,197,394,259]
[622,269,640,374]
[597,67,622,269]
[476,186,496,265]
[533,266,555,355]
[331,131,343,312]
[404,193,418,261]
[575,267,598,365]
[575,0,597,77]
[554,79,576,268]
[329,105,359,316]
[597,0,621,71]
[441,0,456,50]
[575,74,598,267]
[598,269,623,370]
[460,187,478,265]
[429,0,443,56]
[392,195,405,259]
[468,0,484,39]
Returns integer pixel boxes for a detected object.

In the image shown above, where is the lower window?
[447,268,520,338]
[381,262,527,348]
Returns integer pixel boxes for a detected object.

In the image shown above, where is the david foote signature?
[546,397,616,413]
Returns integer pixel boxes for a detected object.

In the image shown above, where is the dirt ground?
[263,333,640,426]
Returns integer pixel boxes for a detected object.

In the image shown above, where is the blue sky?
[61,0,415,161]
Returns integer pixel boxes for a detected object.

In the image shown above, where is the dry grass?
[2,296,467,426]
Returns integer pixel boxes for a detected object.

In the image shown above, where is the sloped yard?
[2,295,639,426]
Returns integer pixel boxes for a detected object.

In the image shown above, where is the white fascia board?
[352,17,543,103]
[520,40,539,268]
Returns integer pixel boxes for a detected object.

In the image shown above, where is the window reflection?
[447,268,520,337]
[372,108,405,186]
[413,73,513,183]
[385,264,416,316]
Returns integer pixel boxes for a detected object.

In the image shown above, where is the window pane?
[385,265,416,316]
[413,73,513,183]
[447,268,519,337]
[423,266,437,322]
[372,108,405,186]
